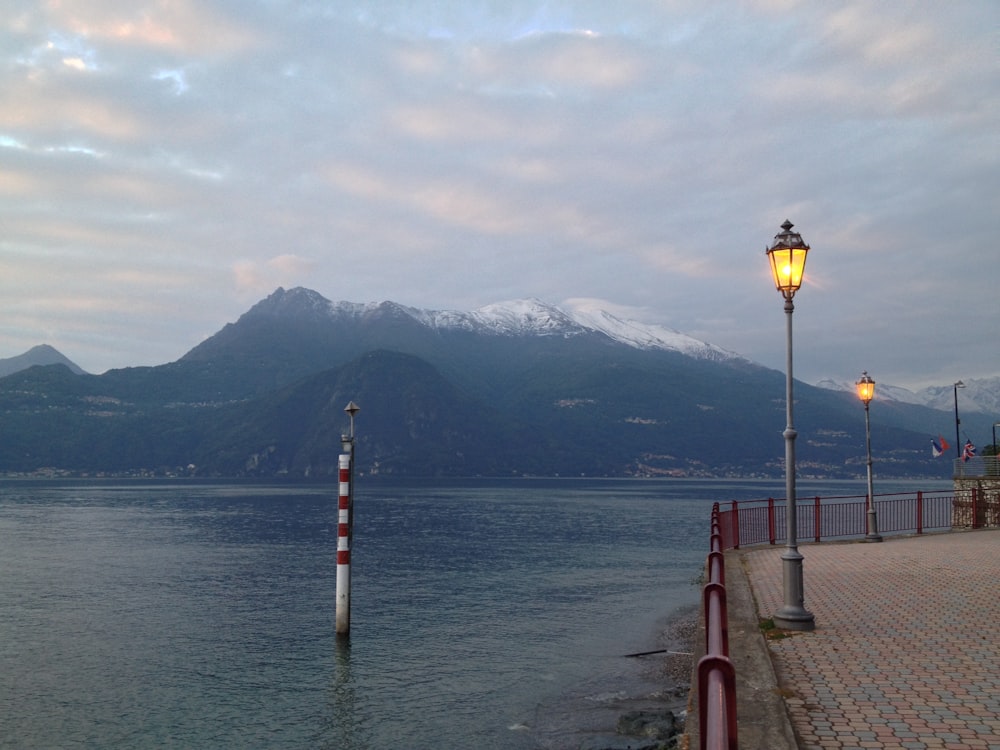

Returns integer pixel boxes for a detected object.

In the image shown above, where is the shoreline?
[526,603,699,749]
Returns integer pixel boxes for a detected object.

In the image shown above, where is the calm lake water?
[0,477,947,749]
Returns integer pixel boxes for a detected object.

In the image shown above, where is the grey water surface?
[0,477,942,749]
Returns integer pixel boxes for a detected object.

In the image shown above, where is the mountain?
[0,344,87,377]
[1,287,994,479]
[815,376,1000,415]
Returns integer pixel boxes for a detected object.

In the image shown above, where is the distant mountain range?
[814,377,1000,415]
[0,287,995,479]
[5,310,995,413]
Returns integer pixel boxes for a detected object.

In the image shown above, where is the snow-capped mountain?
[313,292,743,363]
[8,285,990,479]
[815,376,1000,415]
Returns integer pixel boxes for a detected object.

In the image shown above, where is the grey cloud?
[0,1,996,389]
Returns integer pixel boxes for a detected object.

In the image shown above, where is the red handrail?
[698,503,738,750]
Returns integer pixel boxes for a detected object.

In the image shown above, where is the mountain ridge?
[236,287,746,362]
[2,288,996,414]
[2,286,995,479]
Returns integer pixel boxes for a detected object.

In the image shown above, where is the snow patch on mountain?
[413,298,583,336]
[405,296,745,360]
[563,302,744,361]
[273,286,744,361]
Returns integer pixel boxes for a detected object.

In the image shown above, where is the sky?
[1,1,997,391]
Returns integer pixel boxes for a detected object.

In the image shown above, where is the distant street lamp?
[765,220,815,631]
[953,381,965,458]
[855,372,882,542]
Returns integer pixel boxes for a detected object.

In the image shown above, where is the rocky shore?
[546,605,699,750]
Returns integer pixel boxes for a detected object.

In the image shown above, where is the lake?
[0,477,947,749]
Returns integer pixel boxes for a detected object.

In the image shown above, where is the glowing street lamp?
[765,220,815,631]
[856,372,882,542]
[766,222,810,298]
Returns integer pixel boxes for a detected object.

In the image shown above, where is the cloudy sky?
[1,1,997,390]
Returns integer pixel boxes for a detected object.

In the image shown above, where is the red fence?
[696,503,738,750]
[714,489,960,551]
[696,487,994,747]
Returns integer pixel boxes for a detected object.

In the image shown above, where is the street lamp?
[765,220,815,631]
[855,372,882,542]
[953,381,965,457]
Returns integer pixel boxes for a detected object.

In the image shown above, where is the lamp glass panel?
[856,379,875,403]
[767,247,808,292]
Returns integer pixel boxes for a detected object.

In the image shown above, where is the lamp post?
[855,371,882,542]
[765,220,815,631]
[953,381,965,457]
[992,422,1000,476]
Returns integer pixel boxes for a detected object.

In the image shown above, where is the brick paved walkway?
[742,530,1000,750]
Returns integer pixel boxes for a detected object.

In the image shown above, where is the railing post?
[972,487,980,529]
[767,497,776,545]
[731,501,740,550]
[916,491,923,534]
[814,496,822,542]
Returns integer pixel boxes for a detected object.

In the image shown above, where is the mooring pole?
[336,401,360,638]
[335,451,352,636]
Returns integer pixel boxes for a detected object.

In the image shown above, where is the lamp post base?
[773,607,816,631]
[865,509,882,542]
[774,551,815,631]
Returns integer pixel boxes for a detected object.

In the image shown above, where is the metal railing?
[697,487,1000,750]
[953,455,1000,478]
[715,489,961,550]
[697,503,738,750]
[698,486,998,748]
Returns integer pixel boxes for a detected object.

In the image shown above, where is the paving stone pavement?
[740,529,1000,750]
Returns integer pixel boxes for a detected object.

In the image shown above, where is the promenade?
[725,529,1000,749]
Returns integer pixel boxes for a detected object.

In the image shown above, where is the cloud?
[41,0,261,55]
[0,1,996,389]
[234,255,319,295]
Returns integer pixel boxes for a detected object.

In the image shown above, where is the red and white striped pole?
[336,401,360,638]
[335,450,352,636]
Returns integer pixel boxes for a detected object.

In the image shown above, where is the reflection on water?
[328,639,362,750]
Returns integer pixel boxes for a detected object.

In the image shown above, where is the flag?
[931,436,949,457]
[963,440,976,462]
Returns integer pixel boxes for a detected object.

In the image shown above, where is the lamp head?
[766,220,810,299]
[856,371,875,405]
